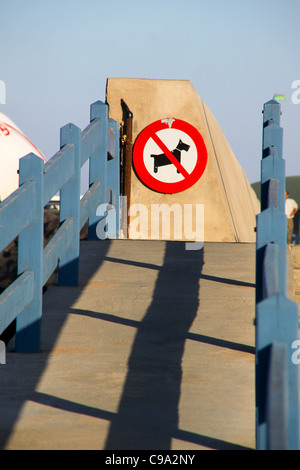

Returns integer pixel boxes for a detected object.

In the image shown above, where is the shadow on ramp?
[104,241,204,450]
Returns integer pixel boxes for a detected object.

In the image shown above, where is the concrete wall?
[106,78,260,242]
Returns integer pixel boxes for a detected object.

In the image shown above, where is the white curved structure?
[0,112,46,202]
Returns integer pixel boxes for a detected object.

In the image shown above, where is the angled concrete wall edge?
[106,78,260,243]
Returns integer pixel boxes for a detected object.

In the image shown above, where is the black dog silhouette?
[150,139,190,173]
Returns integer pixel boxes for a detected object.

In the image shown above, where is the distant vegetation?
[252,175,300,242]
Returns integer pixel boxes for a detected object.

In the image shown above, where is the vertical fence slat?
[15,153,44,353]
[58,123,81,286]
[261,100,285,214]
[255,99,299,450]
[262,243,279,298]
[266,341,288,450]
[256,100,286,306]
[256,208,287,303]
[88,101,108,240]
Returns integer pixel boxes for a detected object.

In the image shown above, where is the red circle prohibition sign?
[132,118,207,194]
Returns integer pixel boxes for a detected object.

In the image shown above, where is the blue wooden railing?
[0,100,120,353]
[255,99,299,449]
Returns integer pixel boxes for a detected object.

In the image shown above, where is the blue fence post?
[15,153,44,353]
[255,100,299,450]
[107,118,120,238]
[256,100,286,305]
[58,123,81,286]
[88,101,108,240]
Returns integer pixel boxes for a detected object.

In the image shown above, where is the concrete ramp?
[106,79,259,242]
[0,240,256,450]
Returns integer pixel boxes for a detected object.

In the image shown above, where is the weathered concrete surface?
[0,240,257,450]
[106,79,260,243]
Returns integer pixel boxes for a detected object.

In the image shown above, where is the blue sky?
[1,0,299,184]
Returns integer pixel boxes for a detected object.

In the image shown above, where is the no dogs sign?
[132,118,207,193]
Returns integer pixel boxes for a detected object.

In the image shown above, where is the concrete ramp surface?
[0,240,256,450]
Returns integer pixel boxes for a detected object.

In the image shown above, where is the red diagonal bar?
[151,133,190,179]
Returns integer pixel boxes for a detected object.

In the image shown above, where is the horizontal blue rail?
[255,100,299,450]
[0,100,120,353]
